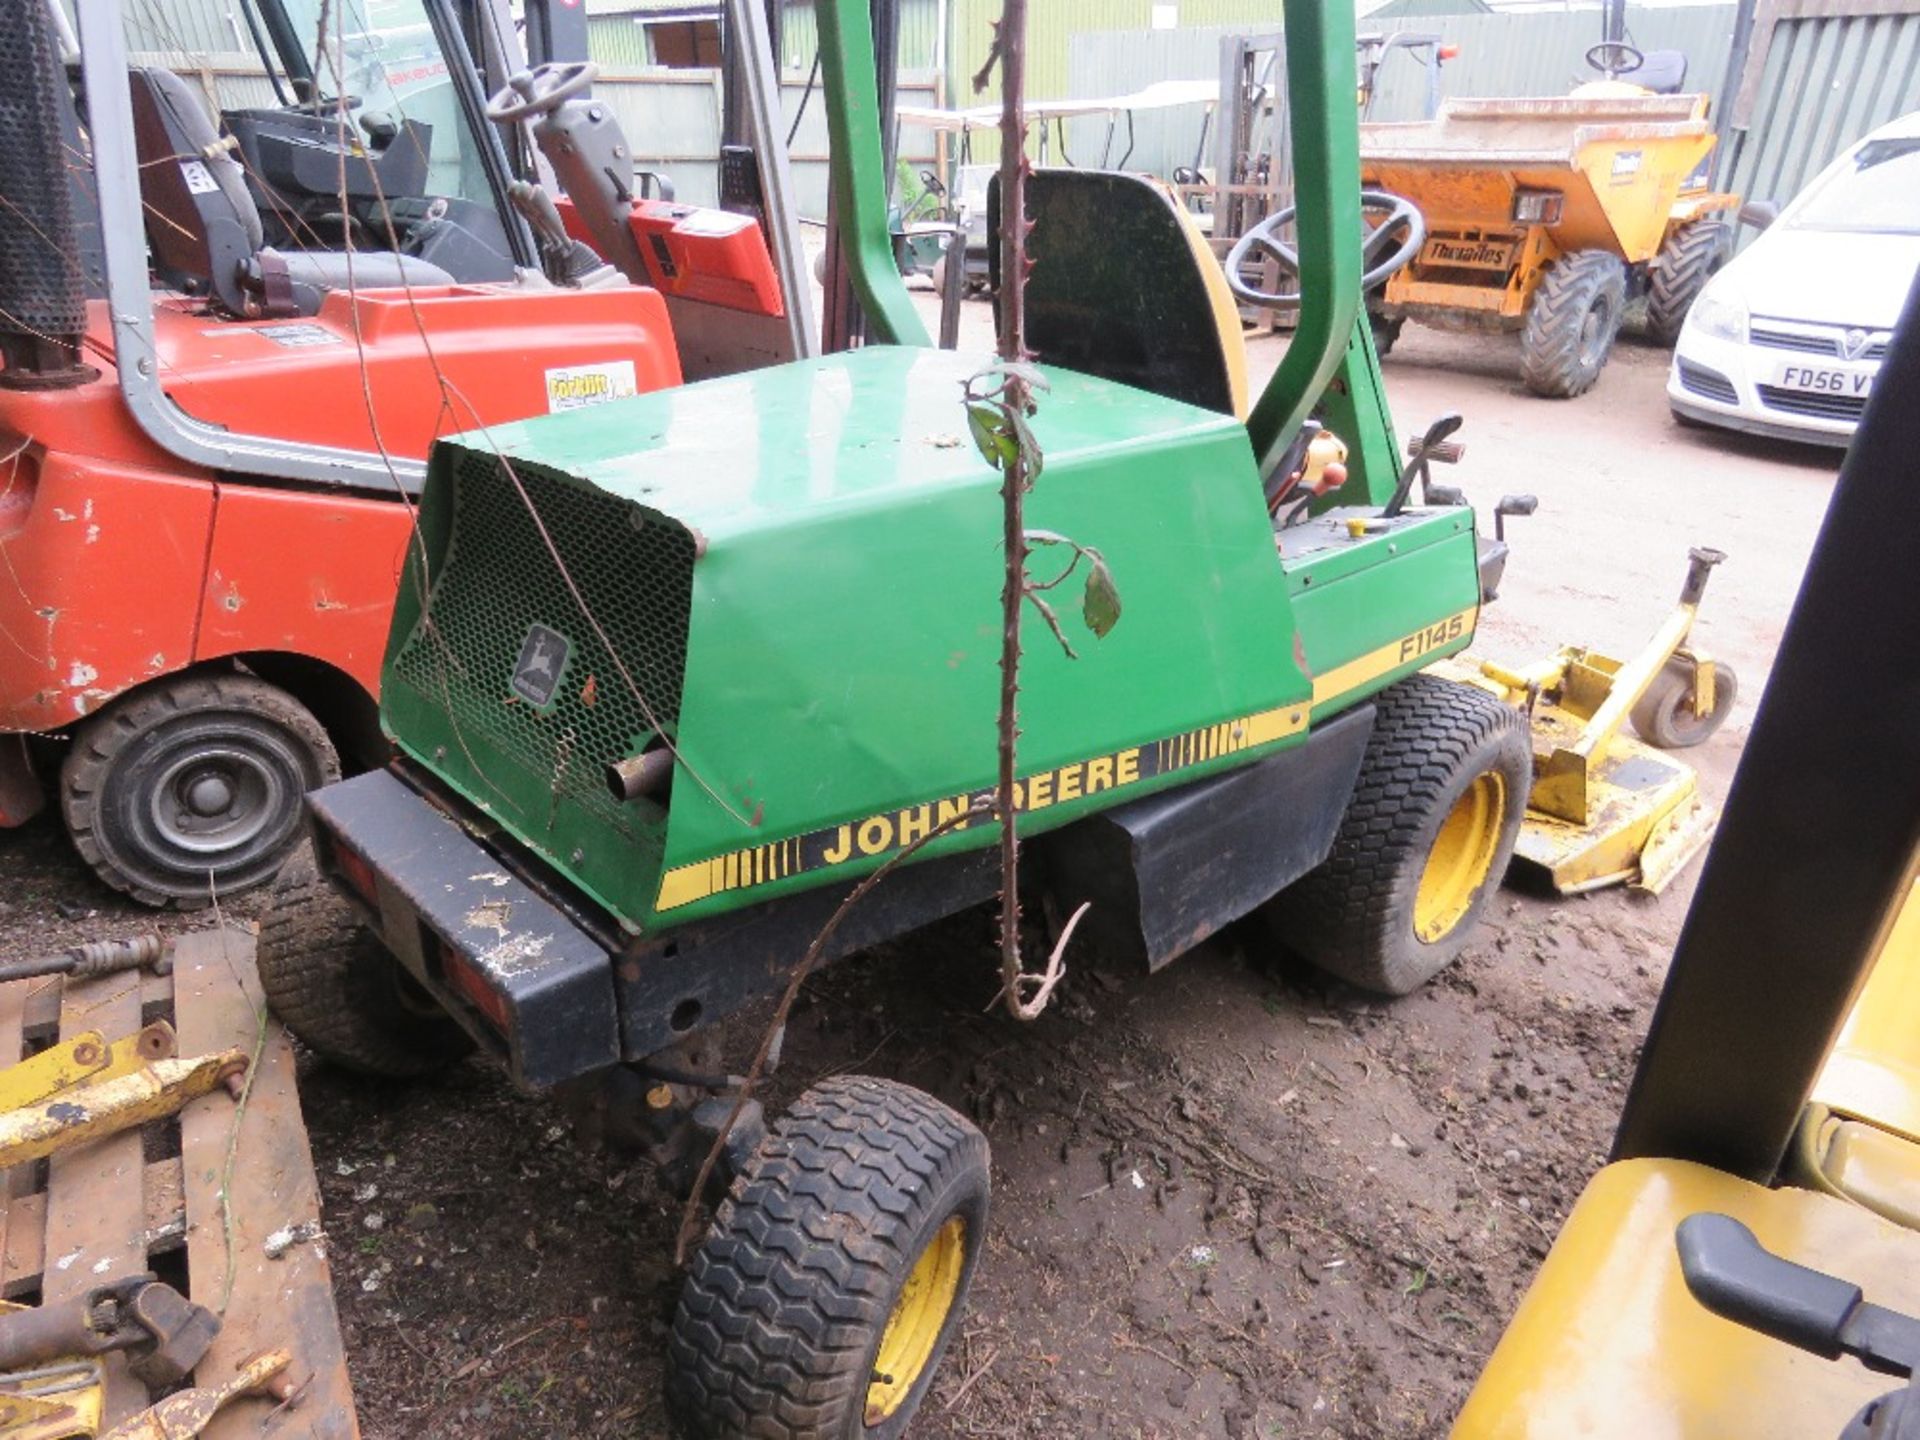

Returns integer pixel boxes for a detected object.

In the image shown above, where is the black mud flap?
[1035,705,1375,971]
[307,770,620,1090]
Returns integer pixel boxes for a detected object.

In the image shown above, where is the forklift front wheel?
[1261,675,1530,996]
[257,849,474,1078]
[1631,659,1739,750]
[667,1075,988,1440]
[61,673,338,907]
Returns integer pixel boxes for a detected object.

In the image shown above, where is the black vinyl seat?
[990,168,1248,418]
[127,67,453,318]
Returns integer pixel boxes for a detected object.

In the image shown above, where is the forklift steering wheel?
[1584,40,1645,76]
[1224,191,1425,309]
[486,61,599,124]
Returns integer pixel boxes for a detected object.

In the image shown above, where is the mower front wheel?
[1520,249,1627,398]
[257,849,474,1078]
[667,1075,989,1440]
[1631,658,1738,749]
[1261,675,1530,996]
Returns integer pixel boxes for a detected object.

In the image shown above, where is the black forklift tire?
[256,849,474,1078]
[1520,249,1628,399]
[667,1075,989,1440]
[1646,220,1731,347]
[1631,659,1738,750]
[1262,675,1530,996]
[61,673,339,907]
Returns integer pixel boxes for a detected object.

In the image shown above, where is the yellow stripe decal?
[656,609,1477,913]
[1310,606,1477,708]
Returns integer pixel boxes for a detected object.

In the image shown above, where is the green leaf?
[1082,550,1122,638]
[965,403,1011,471]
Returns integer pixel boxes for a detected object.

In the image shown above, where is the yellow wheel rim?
[865,1216,967,1425]
[1414,772,1506,943]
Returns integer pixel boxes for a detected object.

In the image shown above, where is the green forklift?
[258,1,1534,1433]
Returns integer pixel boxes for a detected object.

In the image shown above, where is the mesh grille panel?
[0,4,86,339]
[391,452,696,834]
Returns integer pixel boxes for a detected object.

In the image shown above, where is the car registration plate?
[1774,364,1873,399]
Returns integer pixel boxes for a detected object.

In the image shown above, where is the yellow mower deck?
[1508,694,1716,895]
[0,930,356,1438]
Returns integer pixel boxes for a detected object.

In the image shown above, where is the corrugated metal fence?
[1721,6,1920,211]
[1065,4,1742,186]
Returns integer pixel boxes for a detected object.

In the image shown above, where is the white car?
[1668,110,1920,447]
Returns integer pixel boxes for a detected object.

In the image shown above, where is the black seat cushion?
[990,168,1238,415]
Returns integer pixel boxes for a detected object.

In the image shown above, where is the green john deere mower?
[258,1,1532,1433]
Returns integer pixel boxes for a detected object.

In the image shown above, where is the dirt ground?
[0,314,1843,1438]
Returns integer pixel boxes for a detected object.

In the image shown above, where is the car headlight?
[1687,286,1748,344]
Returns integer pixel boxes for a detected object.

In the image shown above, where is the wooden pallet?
[0,928,357,1438]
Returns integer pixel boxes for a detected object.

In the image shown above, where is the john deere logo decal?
[510,624,571,709]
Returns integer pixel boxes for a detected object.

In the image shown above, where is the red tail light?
[439,938,511,1035]
[331,842,381,908]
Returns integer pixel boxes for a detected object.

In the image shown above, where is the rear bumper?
[307,769,620,1090]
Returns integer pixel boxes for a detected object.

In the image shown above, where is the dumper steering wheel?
[1585,40,1645,76]
[486,61,599,124]
[1224,191,1425,309]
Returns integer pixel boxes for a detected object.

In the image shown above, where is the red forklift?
[0,0,812,905]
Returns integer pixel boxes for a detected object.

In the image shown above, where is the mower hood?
[379,346,1312,932]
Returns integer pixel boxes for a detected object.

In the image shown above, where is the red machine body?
[0,281,681,808]
[556,196,786,316]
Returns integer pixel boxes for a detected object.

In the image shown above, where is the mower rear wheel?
[667,1075,989,1440]
[1631,658,1738,750]
[257,849,474,1078]
[1520,249,1628,399]
[1261,674,1530,996]
[1646,220,1730,347]
[61,673,338,907]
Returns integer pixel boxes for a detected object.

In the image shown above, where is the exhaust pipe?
[607,748,674,804]
[0,0,96,390]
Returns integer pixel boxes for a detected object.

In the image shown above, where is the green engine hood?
[381,346,1313,932]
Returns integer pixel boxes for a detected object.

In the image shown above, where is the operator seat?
[989,168,1249,419]
[128,67,454,319]
[1623,49,1689,95]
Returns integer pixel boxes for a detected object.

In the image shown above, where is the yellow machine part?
[1810,877,1920,1144]
[0,1023,177,1115]
[1512,703,1710,895]
[0,1050,243,1172]
[0,1348,105,1440]
[1452,1158,1920,1437]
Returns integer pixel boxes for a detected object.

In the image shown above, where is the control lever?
[1494,494,1538,542]
[1383,413,1463,519]
[1678,1213,1920,1438]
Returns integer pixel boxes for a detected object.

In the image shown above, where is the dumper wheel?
[1262,675,1530,996]
[1646,220,1730,347]
[1370,310,1405,358]
[1520,250,1627,398]
[61,673,338,907]
[257,849,474,1078]
[667,1075,988,1440]
[1631,658,1738,750]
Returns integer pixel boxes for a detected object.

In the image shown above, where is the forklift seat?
[992,169,1249,419]
[1453,1158,1920,1436]
[127,67,453,319]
